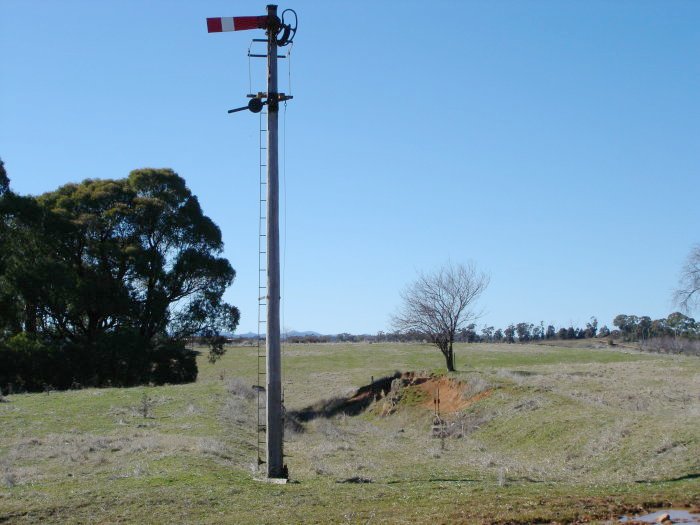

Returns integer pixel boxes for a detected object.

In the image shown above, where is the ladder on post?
[256,107,268,465]
[249,37,289,470]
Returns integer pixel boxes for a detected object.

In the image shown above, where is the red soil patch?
[415,376,492,413]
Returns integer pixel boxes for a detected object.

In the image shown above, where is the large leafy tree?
[1,168,239,362]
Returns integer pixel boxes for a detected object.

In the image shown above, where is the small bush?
[462,374,491,398]
[139,392,155,419]
[227,378,256,400]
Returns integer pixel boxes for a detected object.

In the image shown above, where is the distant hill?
[228,332,259,339]
[228,330,322,339]
[285,330,322,338]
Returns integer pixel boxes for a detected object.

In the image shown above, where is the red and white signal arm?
[206,16,267,33]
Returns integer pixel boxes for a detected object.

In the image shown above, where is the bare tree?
[675,244,700,313]
[392,262,489,372]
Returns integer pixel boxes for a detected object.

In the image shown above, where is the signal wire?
[281,61,290,355]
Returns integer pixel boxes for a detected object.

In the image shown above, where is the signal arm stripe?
[221,17,234,32]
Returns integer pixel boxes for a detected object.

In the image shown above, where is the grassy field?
[1,342,698,524]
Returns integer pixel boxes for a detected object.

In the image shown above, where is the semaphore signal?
[206,16,267,33]
[206,4,296,481]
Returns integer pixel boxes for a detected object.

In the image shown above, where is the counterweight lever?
[228,97,265,114]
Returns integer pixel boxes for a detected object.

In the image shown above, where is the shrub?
[640,337,700,356]
[0,332,197,394]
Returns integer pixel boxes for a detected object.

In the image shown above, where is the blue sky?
[2,1,698,335]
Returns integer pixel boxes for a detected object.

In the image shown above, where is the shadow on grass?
[386,477,481,484]
[288,372,401,423]
[634,472,700,483]
[385,476,547,484]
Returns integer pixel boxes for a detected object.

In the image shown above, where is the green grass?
[1,342,698,524]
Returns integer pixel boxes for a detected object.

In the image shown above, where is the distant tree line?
[379,313,698,347]
[376,317,603,344]
[611,312,698,342]
[0,163,239,393]
[260,312,700,353]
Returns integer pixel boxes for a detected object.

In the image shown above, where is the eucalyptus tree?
[1,168,239,365]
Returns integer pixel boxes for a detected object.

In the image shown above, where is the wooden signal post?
[207,4,296,480]
[264,3,283,480]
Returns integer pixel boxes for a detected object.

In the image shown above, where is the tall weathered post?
[206,4,296,480]
[264,3,284,479]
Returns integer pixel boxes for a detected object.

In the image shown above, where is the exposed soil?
[414,375,491,413]
[288,371,491,424]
